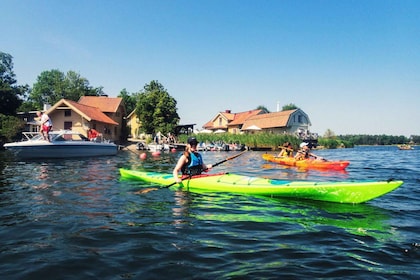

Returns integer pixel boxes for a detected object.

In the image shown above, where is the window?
[64,122,72,130]
[298,115,302,123]
[64,110,72,117]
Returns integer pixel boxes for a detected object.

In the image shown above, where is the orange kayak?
[262,154,350,171]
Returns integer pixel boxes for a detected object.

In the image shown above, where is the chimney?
[277,101,280,112]
[225,109,231,113]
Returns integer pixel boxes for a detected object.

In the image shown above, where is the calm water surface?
[0,146,419,279]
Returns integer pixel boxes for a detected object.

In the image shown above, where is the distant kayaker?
[173,137,212,183]
[295,142,323,161]
[277,142,293,157]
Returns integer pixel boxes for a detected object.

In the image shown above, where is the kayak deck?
[262,154,350,170]
[119,169,403,204]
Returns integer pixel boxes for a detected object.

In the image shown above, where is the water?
[0,146,419,279]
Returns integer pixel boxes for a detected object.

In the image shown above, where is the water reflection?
[190,193,397,242]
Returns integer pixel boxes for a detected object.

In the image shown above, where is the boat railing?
[22,132,42,141]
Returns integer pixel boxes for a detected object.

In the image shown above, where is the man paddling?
[173,137,212,183]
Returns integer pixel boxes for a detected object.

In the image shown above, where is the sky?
[2,0,419,137]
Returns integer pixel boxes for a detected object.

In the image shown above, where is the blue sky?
[2,0,419,136]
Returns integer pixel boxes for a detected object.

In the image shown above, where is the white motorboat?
[147,143,173,152]
[4,130,118,159]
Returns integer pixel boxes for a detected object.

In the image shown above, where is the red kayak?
[262,154,350,171]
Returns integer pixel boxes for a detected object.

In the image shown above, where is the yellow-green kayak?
[119,169,403,204]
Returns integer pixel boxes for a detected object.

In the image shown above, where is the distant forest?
[335,134,419,146]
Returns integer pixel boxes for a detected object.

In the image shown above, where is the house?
[242,109,312,137]
[203,109,264,134]
[43,96,125,143]
[126,109,141,138]
[203,108,314,138]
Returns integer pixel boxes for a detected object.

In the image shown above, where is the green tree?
[0,114,25,143]
[282,103,299,111]
[118,88,137,115]
[66,70,98,99]
[29,69,98,109]
[256,105,270,113]
[0,52,27,115]
[136,80,179,135]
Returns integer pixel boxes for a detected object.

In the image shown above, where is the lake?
[0,146,419,279]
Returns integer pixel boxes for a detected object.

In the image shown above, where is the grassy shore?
[177,133,353,151]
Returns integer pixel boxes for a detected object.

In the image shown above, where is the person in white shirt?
[36,111,52,141]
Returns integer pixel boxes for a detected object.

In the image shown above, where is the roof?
[78,96,123,113]
[203,109,264,129]
[242,109,297,129]
[127,109,136,119]
[47,99,119,125]
[213,111,235,123]
[228,109,264,126]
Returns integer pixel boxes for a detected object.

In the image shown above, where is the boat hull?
[5,142,118,159]
[4,130,119,159]
[119,169,403,204]
[262,154,350,170]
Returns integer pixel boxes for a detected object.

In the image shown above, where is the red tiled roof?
[218,111,235,122]
[78,96,123,113]
[228,109,264,126]
[242,110,297,129]
[48,99,118,125]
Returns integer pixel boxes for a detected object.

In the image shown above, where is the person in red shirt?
[88,128,100,141]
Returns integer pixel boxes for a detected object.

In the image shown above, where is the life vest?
[181,152,204,176]
[296,149,309,160]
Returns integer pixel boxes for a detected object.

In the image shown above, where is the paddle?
[164,150,247,188]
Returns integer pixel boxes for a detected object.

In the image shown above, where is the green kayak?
[119,169,403,204]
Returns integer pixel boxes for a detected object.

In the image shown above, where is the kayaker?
[173,137,212,183]
[294,142,323,161]
[277,142,293,157]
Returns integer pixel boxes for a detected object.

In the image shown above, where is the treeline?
[178,133,418,151]
[335,134,419,146]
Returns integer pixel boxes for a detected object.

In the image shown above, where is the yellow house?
[44,97,125,143]
[126,109,142,138]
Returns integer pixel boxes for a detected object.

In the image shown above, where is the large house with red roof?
[203,109,265,134]
[203,108,313,138]
[43,96,126,143]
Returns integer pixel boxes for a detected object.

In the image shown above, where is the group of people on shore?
[278,141,324,161]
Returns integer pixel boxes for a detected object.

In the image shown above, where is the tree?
[256,105,270,113]
[282,103,299,111]
[118,88,137,115]
[136,80,180,135]
[0,114,25,143]
[29,69,98,109]
[0,52,27,115]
